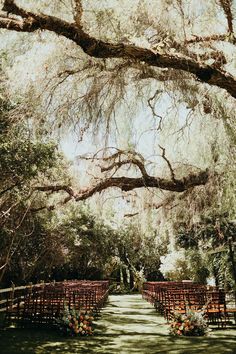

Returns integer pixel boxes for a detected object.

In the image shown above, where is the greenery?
[0,2,236,352]
[0,92,72,285]
[0,0,235,300]
[1,295,236,354]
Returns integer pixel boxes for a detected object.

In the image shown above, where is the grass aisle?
[0,294,236,353]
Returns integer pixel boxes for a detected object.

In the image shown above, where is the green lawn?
[0,295,235,354]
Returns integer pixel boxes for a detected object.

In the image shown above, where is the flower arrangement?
[169,310,208,336]
[56,306,94,337]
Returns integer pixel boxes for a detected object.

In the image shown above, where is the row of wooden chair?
[5,280,109,325]
[142,281,236,327]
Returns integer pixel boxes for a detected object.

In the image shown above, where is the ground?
[0,294,236,354]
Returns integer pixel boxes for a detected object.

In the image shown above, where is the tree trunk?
[119,265,124,290]
[228,237,236,306]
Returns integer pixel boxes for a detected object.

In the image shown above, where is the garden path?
[0,294,236,353]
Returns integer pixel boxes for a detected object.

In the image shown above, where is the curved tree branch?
[33,168,209,206]
[147,90,163,130]
[31,148,209,207]
[0,1,236,98]
[159,145,177,183]
[100,150,149,178]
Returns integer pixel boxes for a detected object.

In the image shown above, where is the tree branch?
[73,0,83,27]
[147,90,163,130]
[124,212,139,218]
[33,168,209,207]
[31,147,209,208]
[100,150,149,178]
[34,185,77,197]
[218,0,234,34]
[185,33,236,45]
[1,1,236,98]
[159,145,177,183]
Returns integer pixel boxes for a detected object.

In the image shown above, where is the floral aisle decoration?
[56,305,94,337]
[169,310,208,336]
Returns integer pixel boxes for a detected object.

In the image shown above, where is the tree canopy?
[0,0,235,289]
[0,0,236,97]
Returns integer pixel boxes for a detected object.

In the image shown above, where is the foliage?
[176,215,236,250]
[175,215,236,288]
[0,90,72,285]
[159,246,210,283]
[43,207,163,289]
[110,222,164,290]
[0,0,236,293]
[170,310,208,337]
[160,250,190,281]
[56,305,94,336]
[49,205,117,281]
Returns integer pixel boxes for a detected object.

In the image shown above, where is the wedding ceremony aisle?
[0,294,236,353]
